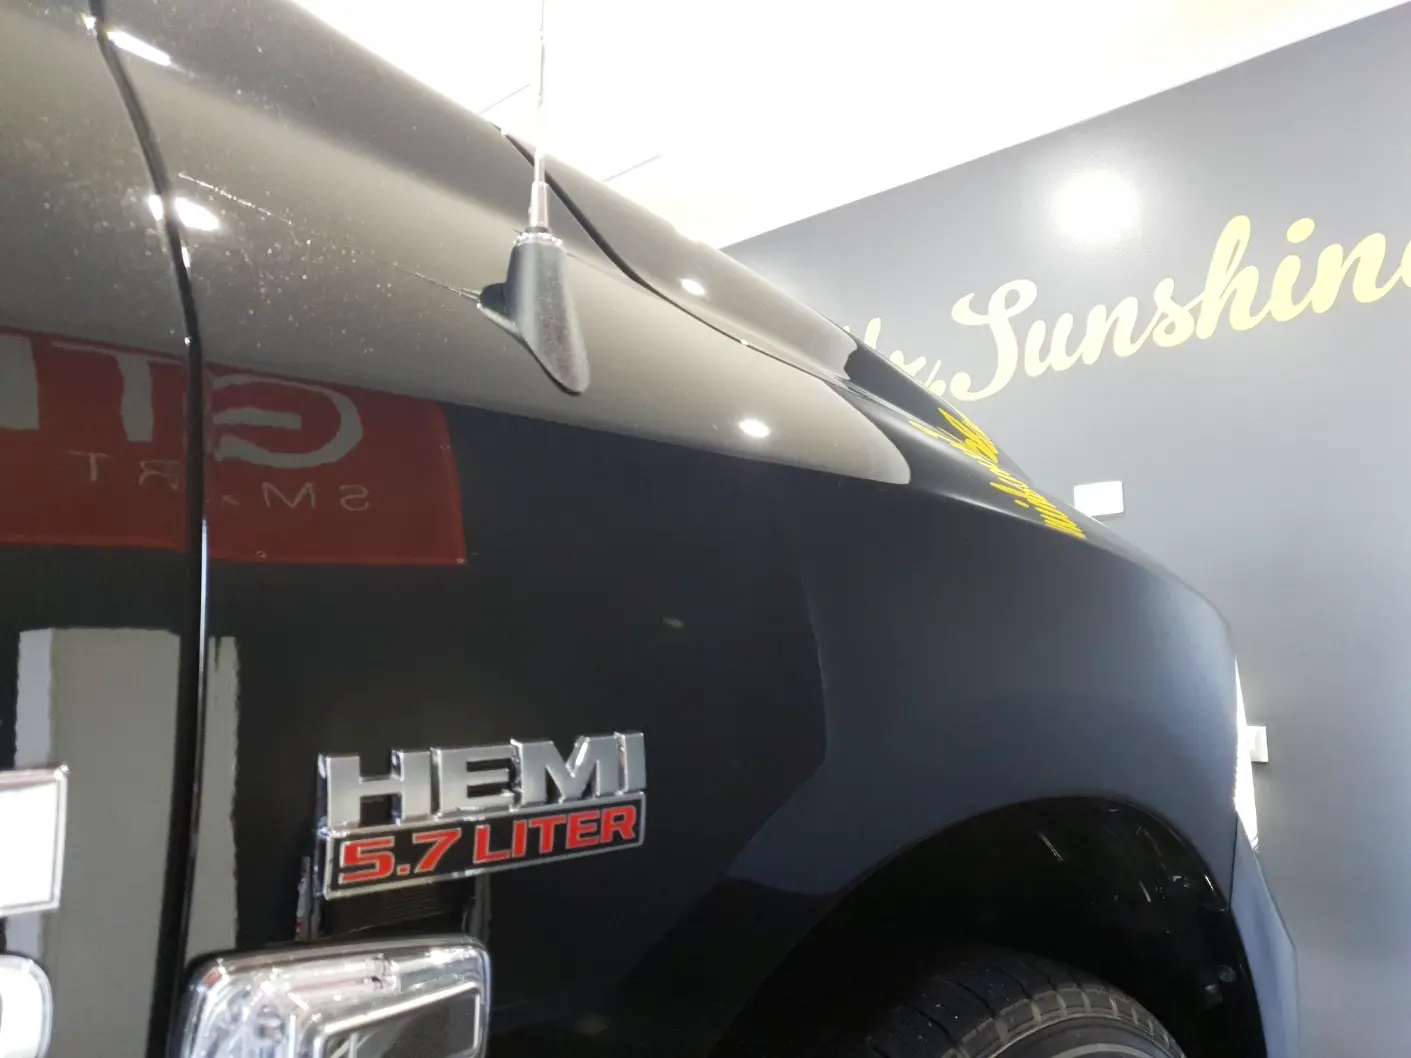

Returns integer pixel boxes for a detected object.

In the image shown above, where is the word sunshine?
[856,214,1411,402]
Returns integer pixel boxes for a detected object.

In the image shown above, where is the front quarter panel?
[1232,823,1299,1058]
[734,390,1241,896]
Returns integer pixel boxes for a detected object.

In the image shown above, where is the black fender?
[533,380,1247,1058]
[737,393,1241,897]
[542,130,1243,904]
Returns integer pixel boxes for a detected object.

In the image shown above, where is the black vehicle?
[0,2,1295,1058]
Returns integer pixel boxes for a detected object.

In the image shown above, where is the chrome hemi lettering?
[514,735,619,805]
[317,733,647,898]
[433,745,516,816]
[618,730,646,792]
[320,750,432,830]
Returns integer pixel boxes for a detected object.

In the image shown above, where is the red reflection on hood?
[0,329,465,567]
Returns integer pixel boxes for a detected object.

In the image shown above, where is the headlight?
[1233,663,1259,849]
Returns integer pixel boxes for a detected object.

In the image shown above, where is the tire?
[840,948,1184,1058]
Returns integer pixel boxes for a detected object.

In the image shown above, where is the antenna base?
[479,229,589,395]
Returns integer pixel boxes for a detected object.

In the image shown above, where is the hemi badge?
[0,767,68,915]
[318,733,646,898]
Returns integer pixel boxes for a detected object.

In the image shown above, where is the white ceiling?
[292,0,1405,247]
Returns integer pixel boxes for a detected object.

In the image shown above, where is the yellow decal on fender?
[854,214,1409,402]
[909,410,1085,539]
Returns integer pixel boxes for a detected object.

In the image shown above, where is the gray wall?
[728,6,1411,1056]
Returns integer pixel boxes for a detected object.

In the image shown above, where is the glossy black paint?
[0,2,197,1056]
[0,2,1296,1057]
[1233,823,1300,1058]
[712,799,1264,1058]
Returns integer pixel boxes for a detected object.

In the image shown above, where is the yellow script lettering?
[1023,314,1079,377]
[1310,233,1398,312]
[949,280,1035,400]
[1079,297,1152,362]
[1196,215,1271,337]
[907,411,1084,539]
[1150,279,1197,348]
[866,212,1411,405]
[1267,218,1317,322]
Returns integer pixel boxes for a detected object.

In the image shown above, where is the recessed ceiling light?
[680,278,706,297]
[1052,168,1140,245]
[738,418,770,439]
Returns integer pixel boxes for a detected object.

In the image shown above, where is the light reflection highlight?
[737,418,770,439]
[107,29,172,68]
[1052,168,1139,245]
[147,194,222,233]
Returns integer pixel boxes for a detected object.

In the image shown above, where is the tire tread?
[857,948,1183,1058]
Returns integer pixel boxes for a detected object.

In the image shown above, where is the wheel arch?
[714,796,1266,1058]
